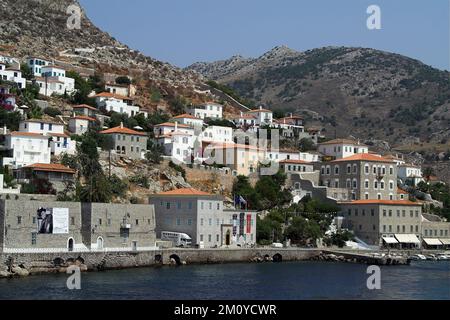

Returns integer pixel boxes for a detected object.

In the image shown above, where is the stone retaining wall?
[0,248,320,275]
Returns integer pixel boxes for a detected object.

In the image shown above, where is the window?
[371,209,375,217]
[166,202,171,209]
[188,202,193,209]
[17,216,22,224]
[383,225,386,232]
[383,210,387,217]
[217,203,220,210]
[334,166,339,174]
[71,217,75,225]
[364,165,369,174]
[200,218,204,226]
[177,202,181,210]
[31,232,37,245]
[208,234,212,242]
[98,218,102,225]
[347,165,351,174]
[200,234,204,242]
[32,217,36,224]
[354,209,358,216]
[397,226,400,232]
[397,210,400,217]
[389,167,394,175]
[389,225,392,232]
[388,210,392,217]
[176,218,181,226]
[216,235,220,242]
[209,218,212,226]
[365,180,369,189]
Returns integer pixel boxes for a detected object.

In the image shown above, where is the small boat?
[409,254,427,261]
[426,254,438,261]
[437,254,449,261]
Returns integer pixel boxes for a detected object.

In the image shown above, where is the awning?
[394,234,420,244]
[382,237,399,244]
[423,238,443,246]
[439,238,450,245]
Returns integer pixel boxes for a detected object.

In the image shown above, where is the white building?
[153,122,195,137]
[299,152,320,163]
[156,132,195,164]
[0,55,20,68]
[68,116,97,135]
[279,159,314,174]
[105,83,135,97]
[2,132,51,168]
[201,125,233,143]
[318,139,369,160]
[0,63,26,89]
[35,65,75,96]
[187,103,223,119]
[267,149,300,162]
[172,114,204,129]
[18,119,76,156]
[95,92,145,118]
[398,164,424,186]
[26,57,52,76]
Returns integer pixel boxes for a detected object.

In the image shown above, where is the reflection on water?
[0,261,448,300]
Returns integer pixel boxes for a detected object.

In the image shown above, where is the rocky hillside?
[0,0,201,88]
[188,46,450,148]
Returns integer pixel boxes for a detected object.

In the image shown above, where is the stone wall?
[0,248,320,274]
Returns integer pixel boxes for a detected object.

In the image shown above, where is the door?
[132,241,138,251]
[97,237,104,250]
[226,231,231,246]
[68,238,74,252]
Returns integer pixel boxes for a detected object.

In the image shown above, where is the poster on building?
[232,214,238,236]
[239,212,245,236]
[37,207,69,234]
[246,214,252,234]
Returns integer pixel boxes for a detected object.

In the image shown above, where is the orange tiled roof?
[22,163,75,174]
[99,126,147,136]
[332,153,394,163]
[156,188,212,196]
[48,132,69,138]
[73,104,97,111]
[154,122,191,128]
[339,200,421,206]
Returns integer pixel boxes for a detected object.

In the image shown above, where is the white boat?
[426,254,438,261]
[410,254,427,261]
[437,254,449,260]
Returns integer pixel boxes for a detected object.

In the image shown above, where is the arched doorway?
[225,230,231,246]
[67,238,74,252]
[97,237,104,250]
[273,253,283,263]
[169,254,182,266]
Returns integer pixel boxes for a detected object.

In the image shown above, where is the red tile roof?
[156,188,212,196]
[73,104,97,111]
[99,126,147,136]
[331,153,394,163]
[339,200,421,206]
[22,163,75,174]
[154,122,191,128]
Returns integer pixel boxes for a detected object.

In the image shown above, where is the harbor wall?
[0,248,320,275]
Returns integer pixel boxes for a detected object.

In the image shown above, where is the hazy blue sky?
[78,0,449,70]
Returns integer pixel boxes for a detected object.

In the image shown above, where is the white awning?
[382,237,399,244]
[439,238,450,245]
[423,238,443,246]
[394,234,420,244]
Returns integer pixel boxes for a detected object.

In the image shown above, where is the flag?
[239,196,247,205]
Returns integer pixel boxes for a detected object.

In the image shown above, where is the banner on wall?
[246,214,252,234]
[37,207,69,234]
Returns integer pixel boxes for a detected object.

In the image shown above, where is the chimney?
[240,111,243,117]
[120,122,124,129]
[260,106,263,110]
[3,125,6,135]
[175,121,178,131]
[290,113,293,118]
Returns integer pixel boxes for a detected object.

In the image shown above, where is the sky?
[78,0,450,70]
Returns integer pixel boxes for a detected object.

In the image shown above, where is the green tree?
[20,63,33,80]
[285,217,321,245]
[44,107,62,117]
[115,76,131,85]
[299,138,316,152]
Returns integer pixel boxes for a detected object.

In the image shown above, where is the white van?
[161,231,192,247]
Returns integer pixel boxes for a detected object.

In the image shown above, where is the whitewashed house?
[68,116,97,135]
[172,114,204,129]
[267,149,300,162]
[18,119,76,156]
[0,55,20,68]
[201,125,233,143]
[35,65,75,96]
[153,122,194,137]
[299,152,320,163]
[95,92,145,118]
[0,63,26,89]
[105,83,136,97]
[398,164,424,186]
[187,102,223,119]
[156,132,195,164]
[26,57,52,76]
[2,132,51,168]
[233,107,273,128]
[318,139,369,160]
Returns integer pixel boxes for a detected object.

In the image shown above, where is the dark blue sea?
[0,261,448,300]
